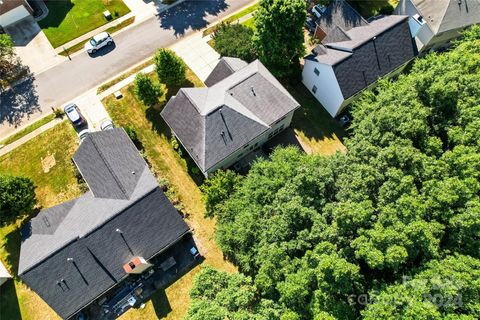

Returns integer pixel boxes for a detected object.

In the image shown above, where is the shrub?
[133,73,163,106]
[0,174,36,224]
[212,23,257,62]
[154,49,186,86]
[124,125,139,144]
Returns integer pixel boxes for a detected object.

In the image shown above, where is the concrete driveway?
[5,17,65,75]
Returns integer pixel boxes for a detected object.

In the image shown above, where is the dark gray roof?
[20,188,189,319]
[73,128,146,200]
[316,0,368,43]
[330,16,415,99]
[161,59,299,173]
[19,129,189,319]
[395,0,480,34]
[204,57,248,87]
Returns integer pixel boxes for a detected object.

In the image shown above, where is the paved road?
[0,0,255,139]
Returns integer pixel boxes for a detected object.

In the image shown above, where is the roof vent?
[250,86,256,96]
[132,170,136,175]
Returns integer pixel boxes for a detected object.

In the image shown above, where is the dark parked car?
[305,16,316,34]
[64,103,85,127]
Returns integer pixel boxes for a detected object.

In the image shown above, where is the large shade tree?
[253,0,306,78]
[187,26,480,319]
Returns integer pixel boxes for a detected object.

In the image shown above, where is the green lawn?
[203,2,259,36]
[103,68,237,320]
[287,83,347,155]
[347,0,399,18]
[241,17,256,30]
[0,114,56,146]
[0,121,81,320]
[39,0,130,48]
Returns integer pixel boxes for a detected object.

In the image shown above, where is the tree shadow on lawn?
[158,0,229,37]
[150,289,172,319]
[38,0,74,29]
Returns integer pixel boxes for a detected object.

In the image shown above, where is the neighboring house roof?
[18,128,189,319]
[396,0,480,34]
[161,59,299,173]
[307,12,415,100]
[204,57,249,87]
[315,0,369,43]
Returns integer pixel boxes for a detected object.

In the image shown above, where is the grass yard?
[286,83,347,155]
[0,121,82,320]
[0,114,56,146]
[203,2,259,36]
[348,0,399,18]
[39,0,130,48]
[103,68,236,320]
[241,17,256,30]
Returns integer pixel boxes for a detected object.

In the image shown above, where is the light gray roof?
[161,59,299,173]
[18,129,190,318]
[205,57,249,87]
[396,0,480,34]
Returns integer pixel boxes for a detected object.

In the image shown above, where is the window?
[312,85,317,93]
[314,68,320,76]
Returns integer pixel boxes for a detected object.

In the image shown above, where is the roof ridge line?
[89,135,129,199]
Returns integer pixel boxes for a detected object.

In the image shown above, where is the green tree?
[0,34,21,89]
[133,73,163,106]
[253,0,306,78]
[201,170,241,218]
[154,48,186,86]
[212,23,257,62]
[0,174,36,224]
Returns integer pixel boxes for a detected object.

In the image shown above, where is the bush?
[133,73,163,106]
[124,125,139,143]
[212,23,257,62]
[0,174,36,224]
[154,49,186,86]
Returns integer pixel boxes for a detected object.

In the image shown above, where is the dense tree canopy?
[253,0,306,78]
[0,34,22,90]
[0,174,36,224]
[188,27,480,319]
[133,73,163,106]
[154,48,186,86]
[212,23,257,62]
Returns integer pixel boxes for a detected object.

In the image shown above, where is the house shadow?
[37,0,74,29]
[285,82,347,145]
[0,70,40,128]
[0,279,22,320]
[157,0,229,37]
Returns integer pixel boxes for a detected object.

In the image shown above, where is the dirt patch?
[41,153,56,173]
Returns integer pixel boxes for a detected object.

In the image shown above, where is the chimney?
[123,256,152,274]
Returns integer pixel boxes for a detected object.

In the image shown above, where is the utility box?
[103,10,112,20]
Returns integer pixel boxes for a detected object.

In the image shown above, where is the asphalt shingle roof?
[204,57,248,87]
[161,59,299,173]
[395,0,480,34]
[19,129,189,319]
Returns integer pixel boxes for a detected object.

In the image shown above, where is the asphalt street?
[0,0,255,139]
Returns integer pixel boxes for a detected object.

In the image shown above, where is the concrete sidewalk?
[171,33,220,81]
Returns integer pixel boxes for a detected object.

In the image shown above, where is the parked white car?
[84,32,114,54]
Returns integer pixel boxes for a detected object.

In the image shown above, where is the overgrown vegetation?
[253,0,306,78]
[0,34,28,90]
[212,23,257,62]
[0,174,36,224]
[154,49,186,86]
[187,26,480,319]
[133,72,163,106]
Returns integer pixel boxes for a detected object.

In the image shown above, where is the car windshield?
[89,39,97,46]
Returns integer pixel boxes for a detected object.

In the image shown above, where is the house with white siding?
[302,0,416,117]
